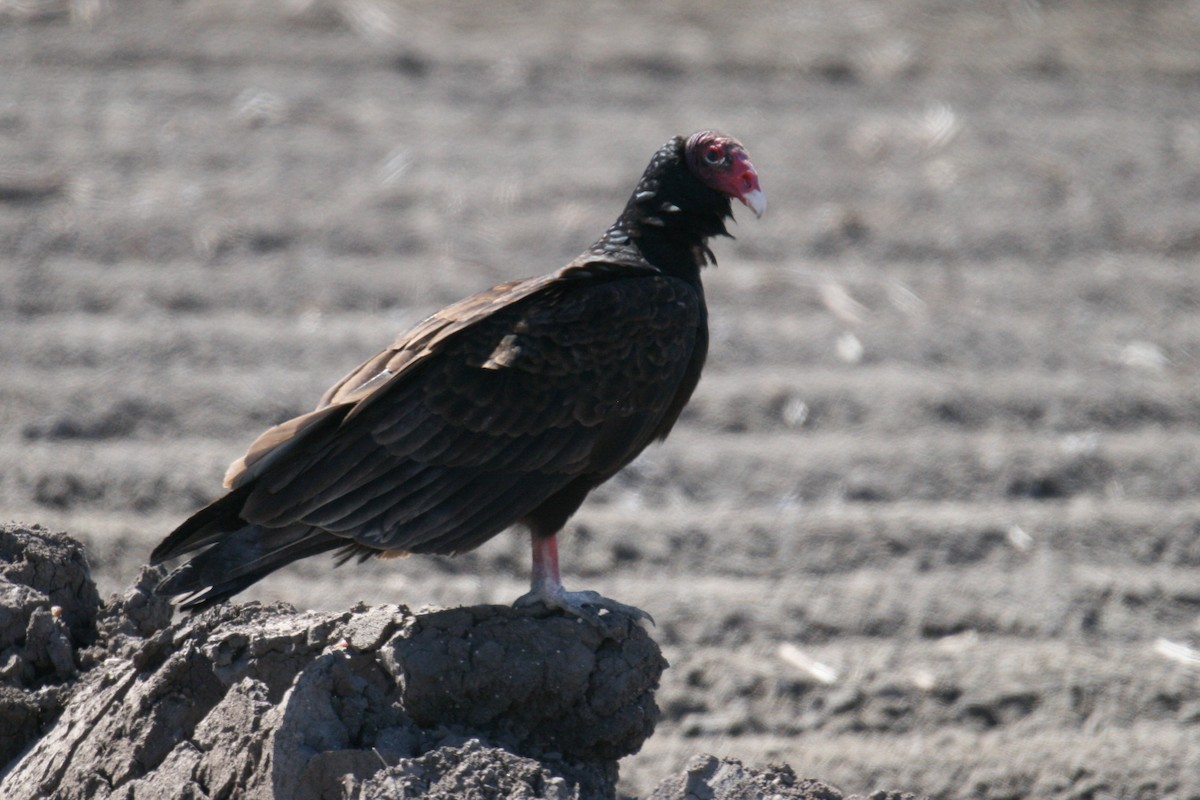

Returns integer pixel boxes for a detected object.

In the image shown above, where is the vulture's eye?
[703,145,725,165]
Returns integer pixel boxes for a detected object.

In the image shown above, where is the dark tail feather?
[155,522,343,612]
[150,483,257,565]
[154,480,349,612]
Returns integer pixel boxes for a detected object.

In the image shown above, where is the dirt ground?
[4,0,1200,797]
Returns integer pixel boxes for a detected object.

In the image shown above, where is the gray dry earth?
[4,0,1200,797]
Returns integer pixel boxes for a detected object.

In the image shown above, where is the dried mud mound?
[0,522,661,799]
[648,755,860,800]
[0,523,919,799]
[0,524,101,768]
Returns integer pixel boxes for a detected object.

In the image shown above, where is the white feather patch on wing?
[482,334,521,369]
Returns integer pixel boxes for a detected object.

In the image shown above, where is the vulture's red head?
[611,130,765,262]
[685,130,766,219]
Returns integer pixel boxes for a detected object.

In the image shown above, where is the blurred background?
[3,1,1200,796]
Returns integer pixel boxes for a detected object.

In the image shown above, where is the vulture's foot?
[514,587,654,627]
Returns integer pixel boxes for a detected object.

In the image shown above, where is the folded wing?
[152,261,702,581]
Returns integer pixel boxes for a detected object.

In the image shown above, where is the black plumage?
[150,131,764,619]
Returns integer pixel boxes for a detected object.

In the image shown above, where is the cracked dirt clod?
[647,755,853,800]
[0,524,666,800]
[0,523,103,767]
[384,605,667,762]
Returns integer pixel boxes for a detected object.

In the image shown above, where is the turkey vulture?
[150,130,764,622]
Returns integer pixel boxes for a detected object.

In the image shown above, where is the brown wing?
[221,262,702,557]
[222,272,563,489]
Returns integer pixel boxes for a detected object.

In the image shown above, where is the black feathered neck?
[585,136,736,282]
